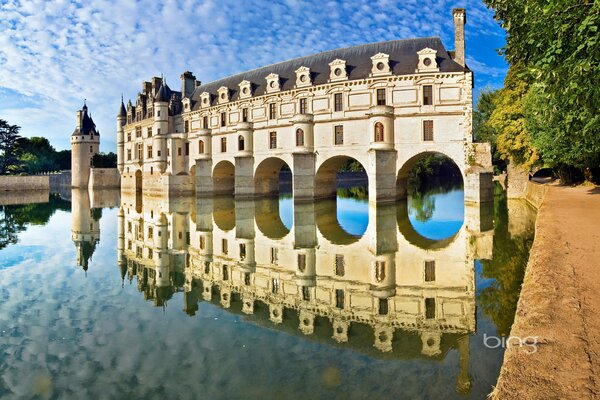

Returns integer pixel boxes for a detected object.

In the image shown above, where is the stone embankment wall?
[49,171,71,191]
[0,175,49,191]
[89,168,120,189]
[0,190,49,205]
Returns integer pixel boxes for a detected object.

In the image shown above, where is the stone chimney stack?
[453,8,466,67]
[181,71,197,99]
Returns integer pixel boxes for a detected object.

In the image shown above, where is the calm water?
[0,185,536,400]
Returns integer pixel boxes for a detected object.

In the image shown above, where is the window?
[137,143,143,159]
[223,265,229,281]
[375,261,386,282]
[199,140,205,154]
[185,142,190,156]
[270,247,278,263]
[374,122,384,142]
[425,298,435,319]
[376,88,386,105]
[222,238,228,255]
[167,148,170,157]
[157,128,161,135]
[220,112,226,127]
[238,135,245,151]
[379,298,389,315]
[334,125,343,145]
[185,231,190,245]
[157,110,160,117]
[147,145,153,159]
[127,132,131,141]
[334,93,343,111]
[423,120,434,141]
[204,262,210,274]
[423,85,433,105]
[127,149,132,161]
[272,278,279,294]
[157,150,161,157]
[177,147,182,156]
[296,129,304,146]
[203,116,208,128]
[184,120,189,133]
[244,272,251,286]
[335,254,345,276]
[199,235,205,250]
[269,131,277,149]
[269,103,276,120]
[147,127,152,137]
[297,254,306,272]
[335,289,344,309]
[239,243,246,260]
[299,97,307,114]
[242,108,248,122]
[221,137,227,152]
[302,286,311,301]
[90,146,93,152]
[136,126,142,138]
[425,260,436,282]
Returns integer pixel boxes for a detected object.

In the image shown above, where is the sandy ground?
[493,184,600,399]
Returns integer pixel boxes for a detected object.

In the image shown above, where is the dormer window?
[217,86,229,104]
[416,48,440,73]
[200,92,210,108]
[329,59,348,82]
[239,80,252,99]
[266,73,280,93]
[370,53,391,76]
[295,66,311,87]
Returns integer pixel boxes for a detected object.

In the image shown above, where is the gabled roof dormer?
[370,53,391,76]
[217,86,230,104]
[416,48,439,73]
[200,91,211,108]
[329,59,348,82]
[181,97,191,112]
[239,80,252,99]
[295,66,311,88]
[266,73,280,93]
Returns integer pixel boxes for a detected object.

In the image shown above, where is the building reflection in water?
[104,192,495,393]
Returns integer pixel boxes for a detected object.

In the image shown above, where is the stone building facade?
[118,8,491,203]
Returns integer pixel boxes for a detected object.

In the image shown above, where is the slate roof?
[190,37,466,109]
[73,103,98,136]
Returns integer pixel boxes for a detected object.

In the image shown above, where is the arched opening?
[199,140,205,154]
[213,160,235,195]
[374,122,384,142]
[314,156,368,200]
[238,135,245,151]
[296,129,304,146]
[397,152,464,242]
[254,157,292,197]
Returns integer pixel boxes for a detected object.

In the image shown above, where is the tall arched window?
[296,128,304,146]
[374,122,384,142]
[198,140,205,154]
[375,261,386,282]
[238,135,245,151]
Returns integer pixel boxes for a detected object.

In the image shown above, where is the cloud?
[0,0,505,152]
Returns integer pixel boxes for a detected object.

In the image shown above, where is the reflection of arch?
[315,156,368,200]
[396,151,463,199]
[374,122,384,142]
[254,157,291,197]
[396,200,459,250]
[213,196,235,231]
[255,198,290,239]
[213,160,235,195]
[315,200,362,245]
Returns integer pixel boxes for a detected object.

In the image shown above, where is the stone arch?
[213,160,235,195]
[314,155,368,200]
[396,151,464,200]
[254,157,292,197]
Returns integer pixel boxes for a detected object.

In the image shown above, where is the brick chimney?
[453,8,466,67]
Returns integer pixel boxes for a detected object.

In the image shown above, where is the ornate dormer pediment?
[181,97,191,112]
[416,48,439,73]
[239,80,252,99]
[200,91,211,108]
[217,86,230,104]
[266,73,280,93]
[329,59,348,81]
[295,66,312,88]
[371,52,391,76]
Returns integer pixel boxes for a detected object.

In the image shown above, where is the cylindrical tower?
[153,83,170,173]
[71,102,100,188]
[117,98,126,174]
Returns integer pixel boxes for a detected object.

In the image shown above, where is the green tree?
[473,87,504,172]
[0,119,22,174]
[92,152,117,168]
[484,0,600,180]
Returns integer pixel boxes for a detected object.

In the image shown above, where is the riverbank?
[493,183,600,399]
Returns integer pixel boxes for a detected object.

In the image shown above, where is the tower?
[71,188,101,273]
[71,101,100,187]
[117,96,126,174]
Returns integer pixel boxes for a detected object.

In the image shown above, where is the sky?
[0,0,507,153]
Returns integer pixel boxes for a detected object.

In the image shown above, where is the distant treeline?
[0,119,116,175]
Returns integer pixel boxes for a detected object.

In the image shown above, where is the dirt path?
[493,184,600,399]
